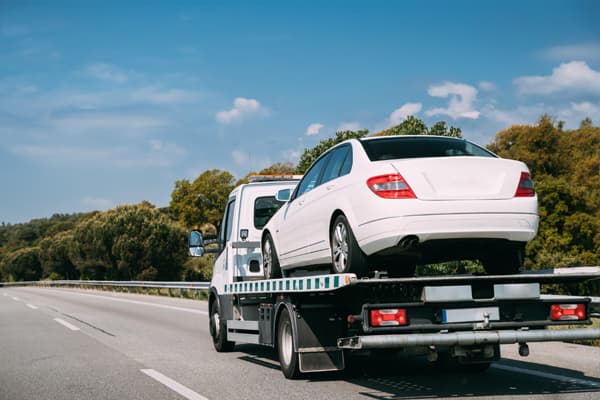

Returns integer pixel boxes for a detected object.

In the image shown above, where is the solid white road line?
[26,304,38,310]
[37,289,208,315]
[493,363,600,387]
[141,369,209,400]
[53,318,81,331]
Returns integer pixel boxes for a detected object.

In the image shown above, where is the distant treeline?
[1,116,598,295]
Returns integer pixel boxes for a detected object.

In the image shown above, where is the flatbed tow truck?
[189,176,600,378]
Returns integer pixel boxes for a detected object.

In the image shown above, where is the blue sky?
[1,1,599,223]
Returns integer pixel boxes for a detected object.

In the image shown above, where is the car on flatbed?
[262,135,539,278]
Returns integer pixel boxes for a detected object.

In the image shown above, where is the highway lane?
[1,287,599,400]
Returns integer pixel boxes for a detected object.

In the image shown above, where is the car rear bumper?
[356,213,539,256]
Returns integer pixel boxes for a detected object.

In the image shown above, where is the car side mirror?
[276,188,292,202]
[189,230,205,257]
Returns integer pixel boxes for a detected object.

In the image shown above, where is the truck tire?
[331,215,367,277]
[262,233,282,279]
[210,300,235,352]
[277,308,300,379]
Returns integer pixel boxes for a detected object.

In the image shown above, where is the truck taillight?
[370,308,407,327]
[515,172,535,197]
[550,304,586,321]
[367,174,416,199]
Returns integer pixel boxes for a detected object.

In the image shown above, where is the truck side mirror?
[189,230,205,257]
[276,188,292,202]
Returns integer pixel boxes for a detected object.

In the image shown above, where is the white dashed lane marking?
[26,304,38,310]
[53,318,80,331]
[141,369,209,400]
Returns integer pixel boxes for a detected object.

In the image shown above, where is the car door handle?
[298,200,305,206]
[326,184,335,190]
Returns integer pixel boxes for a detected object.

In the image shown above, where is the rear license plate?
[442,307,500,323]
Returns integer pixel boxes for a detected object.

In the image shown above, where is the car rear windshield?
[360,136,495,161]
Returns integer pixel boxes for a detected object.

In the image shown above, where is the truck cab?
[189,176,301,291]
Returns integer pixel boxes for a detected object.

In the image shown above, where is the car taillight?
[515,172,535,197]
[367,174,416,199]
[550,304,586,321]
[370,308,407,326]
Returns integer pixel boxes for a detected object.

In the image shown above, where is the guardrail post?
[145,287,149,295]
[167,288,172,297]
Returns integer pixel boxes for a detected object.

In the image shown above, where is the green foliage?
[296,129,369,174]
[489,117,600,295]
[0,247,41,282]
[39,231,78,280]
[170,169,235,228]
[69,203,187,281]
[373,116,463,138]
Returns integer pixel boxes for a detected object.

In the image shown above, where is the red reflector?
[550,304,586,321]
[370,309,407,327]
[367,174,416,199]
[515,172,535,197]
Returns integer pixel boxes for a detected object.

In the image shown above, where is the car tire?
[210,300,235,352]
[263,233,282,279]
[277,307,301,379]
[331,215,368,276]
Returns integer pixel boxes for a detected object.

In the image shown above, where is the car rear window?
[254,196,285,229]
[360,136,495,161]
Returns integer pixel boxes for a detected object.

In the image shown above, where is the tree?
[39,231,78,280]
[69,203,188,281]
[170,169,235,227]
[0,247,41,281]
[296,129,369,174]
[373,116,463,138]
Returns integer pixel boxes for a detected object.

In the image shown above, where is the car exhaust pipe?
[397,235,419,250]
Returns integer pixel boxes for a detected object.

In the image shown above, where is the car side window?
[294,152,332,199]
[321,145,351,184]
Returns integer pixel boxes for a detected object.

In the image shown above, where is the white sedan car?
[261,135,538,278]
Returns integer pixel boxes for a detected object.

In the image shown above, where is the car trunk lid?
[391,157,524,200]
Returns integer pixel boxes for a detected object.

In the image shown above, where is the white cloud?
[478,81,496,91]
[305,123,324,136]
[481,104,544,125]
[557,102,600,126]
[216,97,268,124]
[388,103,422,125]
[514,61,600,96]
[51,113,168,136]
[336,122,361,132]
[129,86,200,104]
[86,63,129,83]
[81,197,114,211]
[425,82,480,119]
[232,150,250,165]
[11,140,184,168]
[541,43,600,62]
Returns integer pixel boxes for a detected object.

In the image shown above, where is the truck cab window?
[219,199,236,245]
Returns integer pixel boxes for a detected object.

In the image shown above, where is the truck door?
[211,197,237,290]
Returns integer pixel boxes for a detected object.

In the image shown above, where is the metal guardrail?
[0,280,210,297]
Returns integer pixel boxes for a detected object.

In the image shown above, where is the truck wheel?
[277,308,300,379]
[262,233,282,279]
[210,300,235,352]
[331,215,367,276]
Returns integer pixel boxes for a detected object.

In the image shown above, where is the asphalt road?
[1,287,599,400]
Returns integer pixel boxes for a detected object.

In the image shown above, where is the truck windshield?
[254,196,285,229]
[360,136,495,161]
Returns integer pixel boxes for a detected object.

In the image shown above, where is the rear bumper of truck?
[337,328,600,349]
